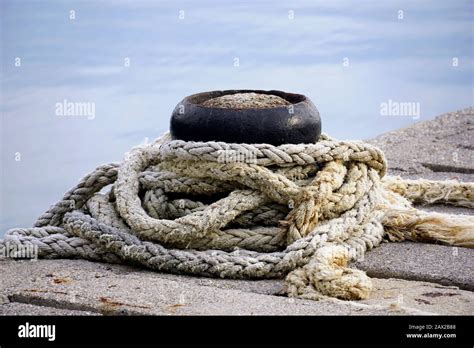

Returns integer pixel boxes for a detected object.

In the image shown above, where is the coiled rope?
[2,133,473,300]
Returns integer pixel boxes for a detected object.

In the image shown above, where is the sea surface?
[1,0,472,235]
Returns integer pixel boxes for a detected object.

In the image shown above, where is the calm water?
[1,0,472,235]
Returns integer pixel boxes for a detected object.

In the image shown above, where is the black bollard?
[170,90,321,145]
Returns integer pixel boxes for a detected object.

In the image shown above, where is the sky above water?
[1,0,473,235]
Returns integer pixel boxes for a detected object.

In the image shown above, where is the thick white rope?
[2,133,473,300]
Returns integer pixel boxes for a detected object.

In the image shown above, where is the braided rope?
[2,133,473,300]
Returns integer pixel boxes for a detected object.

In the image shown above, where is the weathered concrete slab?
[361,278,473,315]
[0,302,100,316]
[1,259,473,315]
[368,108,474,217]
[353,242,474,291]
[0,259,378,315]
[363,110,474,294]
[368,107,473,175]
